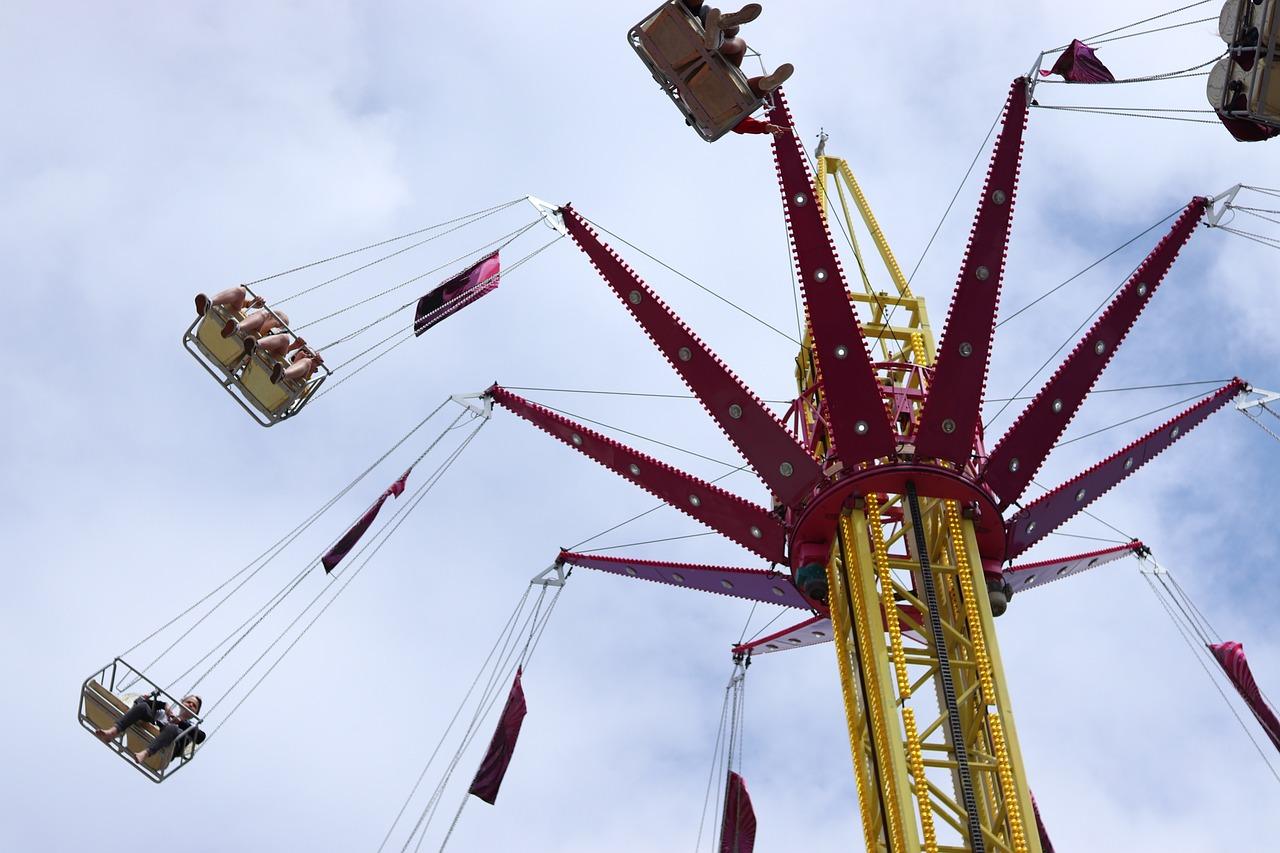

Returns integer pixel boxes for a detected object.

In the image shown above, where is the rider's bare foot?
[93,727,116,743]
[132,749,148,764]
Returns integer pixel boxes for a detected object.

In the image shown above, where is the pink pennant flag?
[469,668,528,805]
[321,467,412,573]
[1040,39,1116,84]
[1210,641,1280,752]
[414,252,501,336]
[718,771,757,853]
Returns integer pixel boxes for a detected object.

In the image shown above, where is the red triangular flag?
[718,771,757,853]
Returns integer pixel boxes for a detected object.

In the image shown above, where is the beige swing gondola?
[1214,0,1280,129]
[628,0,764,141]
[182,287,329,427]
[78,658,203,783]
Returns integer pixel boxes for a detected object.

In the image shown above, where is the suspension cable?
[1052,388,1219,449]
[264,199,524,303]
[122,398,453,675]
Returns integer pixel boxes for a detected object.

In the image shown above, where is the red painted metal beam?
[560,207,822,507]
[1002,541,1142,595]
[984,198,1209,509]
[558,551,810,609]
[490,385,787,563]
[915,78,1030,465]
[1005,380,1245,559]
[767,89,896,466]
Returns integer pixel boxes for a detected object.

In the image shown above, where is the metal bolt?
[1137,282,1149,297]
[1027,520,1037,534]
[678,346,692,362]
[771,586,785,597]
[571,433,583,446]
[749,525,762,539]
[787,638,802,645]
[991,189,1008,205]
[834,345,849,359]
[1094,340,1107,355]
[1008,457,1020,472]
[1171,425,1181,438]
[942,418,957,434]
[628,290,642,305]
[689,494,701,507]
[628,463,640,476]
[728,403,743,419]
[958,341,973,357]
[814,268,828,282]
[1075,487,1087,502]
[672,573,685,583]
[720,579,734,589]
[1052,398,1064,413]
[1124,456,1135,470]
[779,462,794,477]
[793,192,808,206]
[625,566,637,575]
[976,265,991,281]
[854,420,869,435]
[811,630,826,638]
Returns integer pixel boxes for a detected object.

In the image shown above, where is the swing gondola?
[629,1,765,141]
[183,287,329,427]
[79,658,205,783]
[1211,0,1280,138]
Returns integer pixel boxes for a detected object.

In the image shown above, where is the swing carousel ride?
[79,2,1280,851]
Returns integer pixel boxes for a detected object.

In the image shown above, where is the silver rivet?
[749,526,762,539]
[677,346,692,362]
[672,572,685,583]
[793,192,808,206]
[787,638,803,645]
[779,462,794,477]
[771,586,785,597]
[991,189,1008,205]
[1124,456,1135,470]
[958,341,973,357]
[766,643,779,650]
[1171,425,1181,438]
[1052,398,1064,414]
[720,579,734,590]
[1137,282,1149,297]
[976,265,990,281]
[689,494,701,507]
[1075,488,1087,502]
[942,418,957,434]
[625,566,637,576]
[834,345,849,359]
[1008,457,1020,472]
[1027,520,1037,533]
[728,404,743,419]
[854,420,869,435]
[1056,566,1069,576]
[1024,574,1036,584]
[571,433,583,446]
[1094,340,1107,355]
[814,268,828,282]
[811,630,826,638]
[628,290,642,305]
[628,463,640,476]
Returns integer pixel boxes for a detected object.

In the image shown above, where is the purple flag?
[414,252,501,337]
[1210,641,1280,752]
[469,668,527,805]
[718,771,757,853]
[1040,39,1116,84]
[321,468,411,573]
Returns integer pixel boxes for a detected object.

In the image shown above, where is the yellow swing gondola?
[182,285,329,427]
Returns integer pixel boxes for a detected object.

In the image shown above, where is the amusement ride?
[76,2,1280,851]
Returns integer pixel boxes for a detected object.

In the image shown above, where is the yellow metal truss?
[804,147,1040,853]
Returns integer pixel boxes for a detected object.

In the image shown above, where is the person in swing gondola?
[679,2,795,136]
[93,693,206,765]
[194,286,292,343]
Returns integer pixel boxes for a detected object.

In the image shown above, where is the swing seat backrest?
[240,351,303,416]
[629,1,763,142]
[194,306,249,370]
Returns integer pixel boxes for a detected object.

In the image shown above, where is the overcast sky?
[3,2,1280,852]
